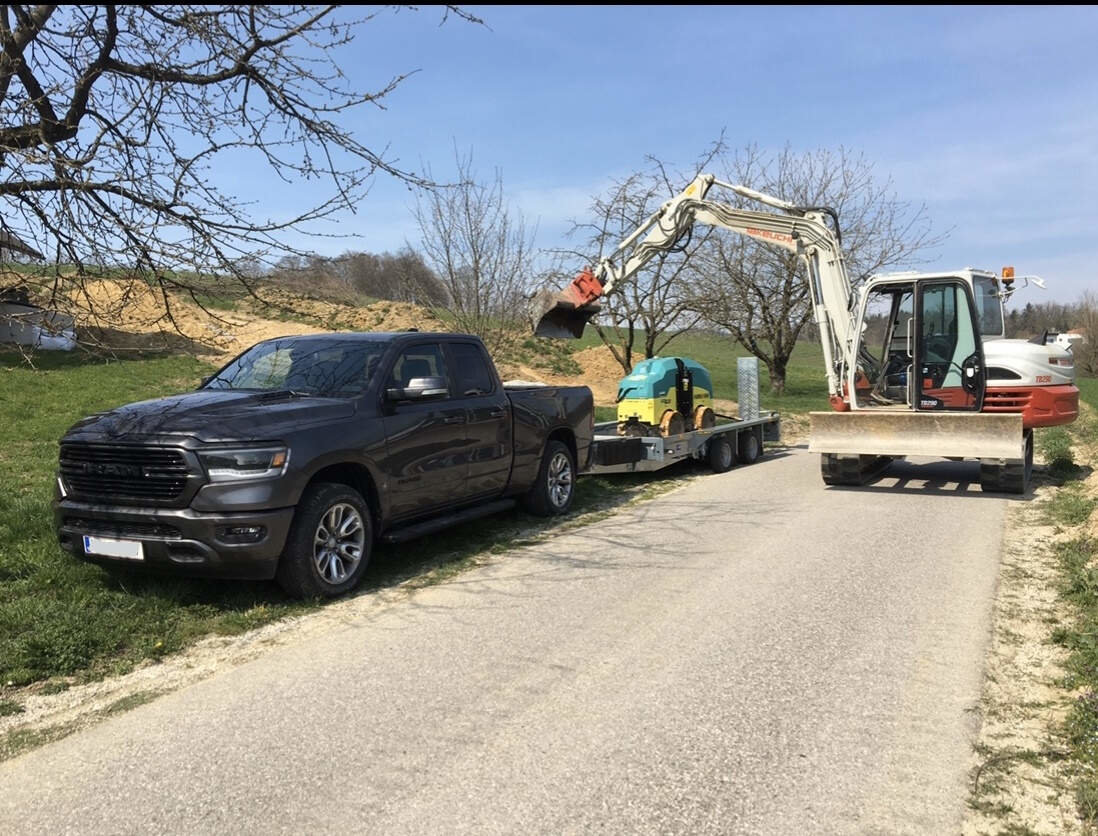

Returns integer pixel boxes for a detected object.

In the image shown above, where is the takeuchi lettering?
[745,227,793,243]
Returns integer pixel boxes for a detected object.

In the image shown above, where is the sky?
[228,5,1098,303]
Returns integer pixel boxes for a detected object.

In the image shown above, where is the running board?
[381,499,517,544]
[808,411,1024,460]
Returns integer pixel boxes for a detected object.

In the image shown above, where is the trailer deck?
[586,412,780,475]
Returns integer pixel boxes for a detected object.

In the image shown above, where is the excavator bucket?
[532,267,606,340]
[808,411,1024,460]
[533,291,601,340]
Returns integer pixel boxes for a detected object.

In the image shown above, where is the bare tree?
[342,248,448,306]
[556,143,723,374]
[413,151,535,352]
[0,4,480,329]
[1076,291,1098,377]
[694,145,945,394]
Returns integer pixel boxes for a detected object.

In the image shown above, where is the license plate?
[83,535,144,560]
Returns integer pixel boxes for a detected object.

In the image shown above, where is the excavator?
[533,174,1079,494]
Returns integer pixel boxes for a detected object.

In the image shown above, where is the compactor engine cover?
[617,357,713,434]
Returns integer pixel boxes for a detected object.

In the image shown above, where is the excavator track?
[820,454,894,487]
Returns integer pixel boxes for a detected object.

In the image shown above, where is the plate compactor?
[617,357,715,437]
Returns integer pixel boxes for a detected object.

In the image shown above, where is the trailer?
[587,411,780,475]
[584,356,780,476]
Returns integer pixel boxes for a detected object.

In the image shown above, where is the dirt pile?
[56,279,325,358]
[498,345,626,406]
[243,289,445,334]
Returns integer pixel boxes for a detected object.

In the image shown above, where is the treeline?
[265,249,450,307]
[1004,300,1082,339]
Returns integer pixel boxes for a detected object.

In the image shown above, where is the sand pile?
[245,289,445,333]
[58,279,325,359]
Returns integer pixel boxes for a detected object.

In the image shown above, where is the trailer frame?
[585,412,780,475]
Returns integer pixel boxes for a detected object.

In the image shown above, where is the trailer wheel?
[738,427,762,465]
[708,435,735,473]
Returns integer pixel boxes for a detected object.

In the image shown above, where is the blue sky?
[241,5,1098,302]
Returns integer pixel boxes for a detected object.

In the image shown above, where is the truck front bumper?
[54,499,295,580]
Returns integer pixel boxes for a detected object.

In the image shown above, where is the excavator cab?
[850,277,986,413]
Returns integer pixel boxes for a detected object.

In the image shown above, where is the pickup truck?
[54,332,594,598]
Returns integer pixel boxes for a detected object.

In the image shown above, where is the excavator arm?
[534,174,856,400]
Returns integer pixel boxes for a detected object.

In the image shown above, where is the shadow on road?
[822,458,1052,501]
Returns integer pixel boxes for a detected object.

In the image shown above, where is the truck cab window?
[206,338,385,396]
[389,344,451,393]
[449,342,495,396]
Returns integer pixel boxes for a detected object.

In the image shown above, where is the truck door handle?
[488,409,507,418]
[443,415,466,425]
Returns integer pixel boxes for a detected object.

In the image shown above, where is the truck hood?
[63,390,357,444]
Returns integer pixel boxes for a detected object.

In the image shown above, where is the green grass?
[0,348,694,689]
[1034,393,1098,826]
[1079,377,1098,412]
[1038,427,1080,480]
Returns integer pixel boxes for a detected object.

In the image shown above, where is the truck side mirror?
[385,376,449,401]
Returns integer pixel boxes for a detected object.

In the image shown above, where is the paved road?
[1,449,1009,834]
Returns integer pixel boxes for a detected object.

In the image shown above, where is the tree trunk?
[767,357,788,396]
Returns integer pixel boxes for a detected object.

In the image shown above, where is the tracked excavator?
[533,174,1079,494]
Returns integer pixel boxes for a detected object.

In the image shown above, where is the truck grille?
[59,444,192,504]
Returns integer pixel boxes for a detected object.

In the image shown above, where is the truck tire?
[708,434,735,473]
[738,427,762,465]
[523,440,576,517]
[276,483,373,599]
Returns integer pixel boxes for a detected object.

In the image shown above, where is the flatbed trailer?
[585,411,780,475]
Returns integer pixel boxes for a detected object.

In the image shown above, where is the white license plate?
[83,535,144,560]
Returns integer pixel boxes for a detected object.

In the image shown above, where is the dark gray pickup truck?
[55,332,593,597]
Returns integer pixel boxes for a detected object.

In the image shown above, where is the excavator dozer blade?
[532,290,601,340]
[808,411,1024,460]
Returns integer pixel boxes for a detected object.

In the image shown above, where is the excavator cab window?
[914,281,985,411]
[973,275,1006,337]
[853,284,914,408]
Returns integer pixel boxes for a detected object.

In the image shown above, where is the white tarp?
[0,302,76,351]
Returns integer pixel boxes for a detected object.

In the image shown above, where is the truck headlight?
[1049,357,1074,367]
[198,447,289,482]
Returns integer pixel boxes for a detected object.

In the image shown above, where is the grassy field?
[0,347,701,692]
[1037,387,1098,824]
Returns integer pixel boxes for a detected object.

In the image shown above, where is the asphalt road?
[1,448,1009,834]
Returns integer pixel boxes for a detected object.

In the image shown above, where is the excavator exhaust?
[533,267,605,340]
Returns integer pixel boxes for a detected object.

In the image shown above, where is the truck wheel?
[523,440,576,517]
[276,483,373,599]
[738,428,762,465]
[708,435,735,473]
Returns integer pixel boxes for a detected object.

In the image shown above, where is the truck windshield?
[973,276,1005,337]
[204,338,387,396]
